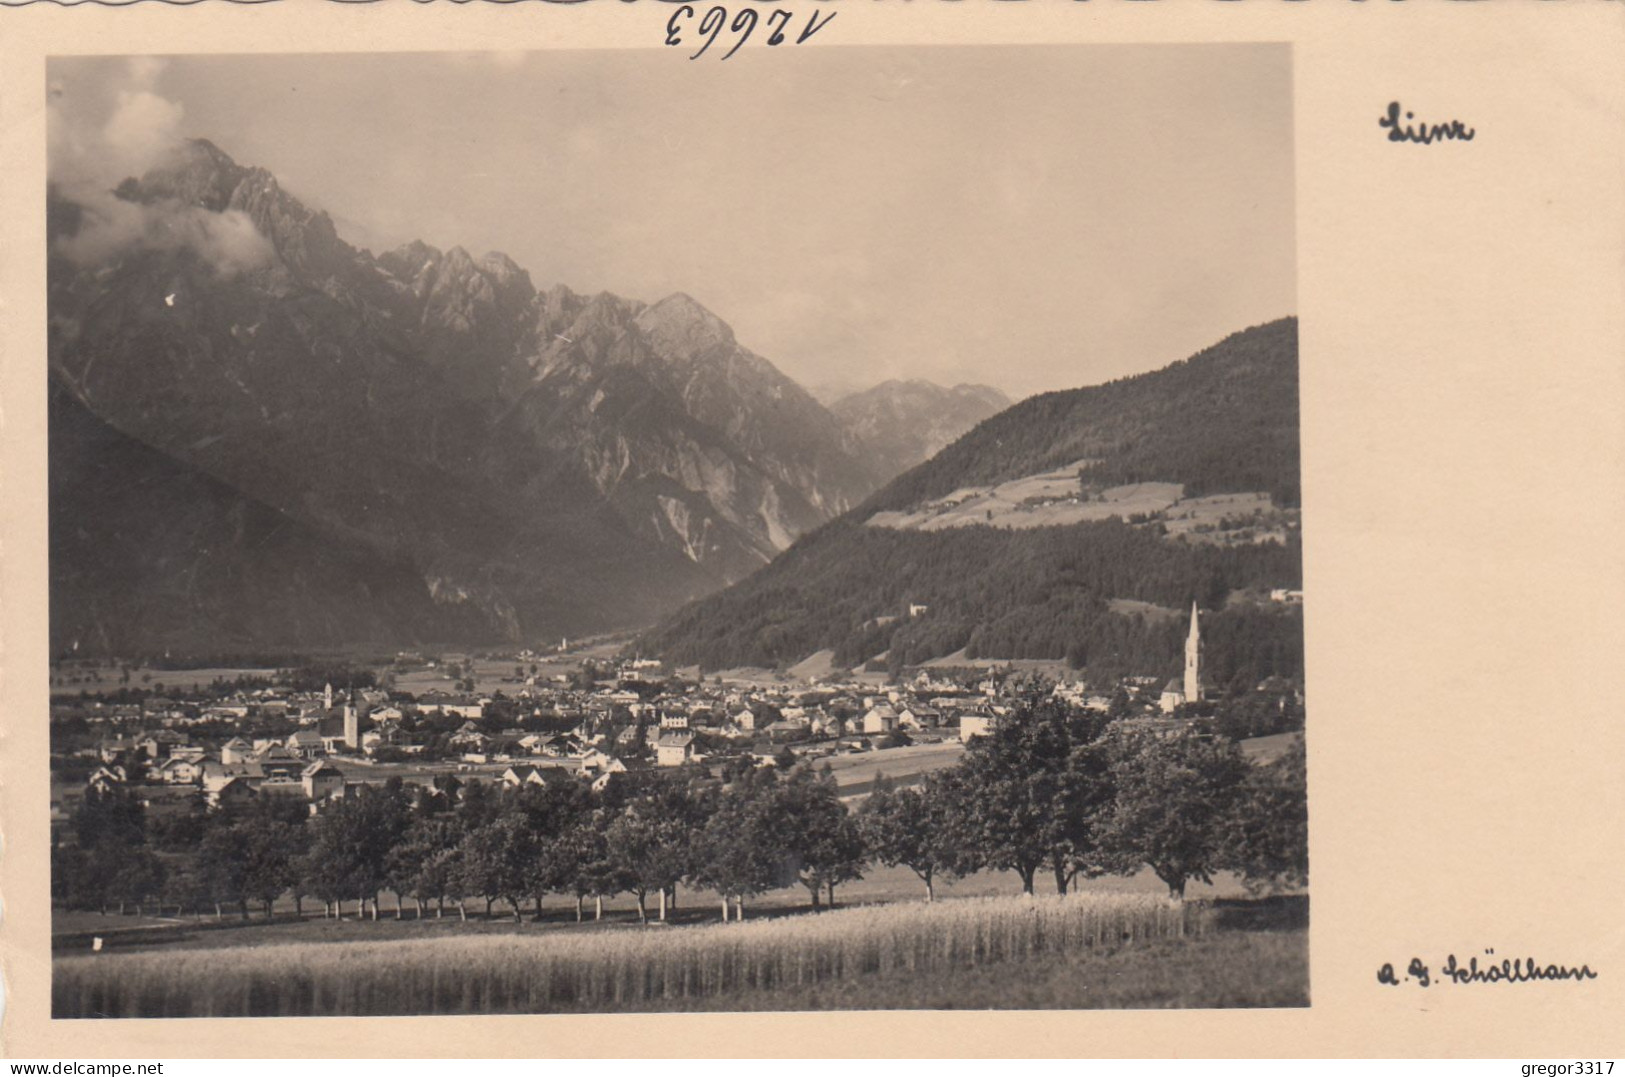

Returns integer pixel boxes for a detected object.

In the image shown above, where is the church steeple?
[1183,602,1202,704]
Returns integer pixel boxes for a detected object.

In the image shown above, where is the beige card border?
[4,0,1624,1059]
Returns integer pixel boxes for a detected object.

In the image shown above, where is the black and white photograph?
[45,45,1306,1017]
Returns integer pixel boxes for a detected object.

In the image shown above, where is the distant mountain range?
[47,139,1005,656]
[829,381,1010,476]
[637,319,1303,688]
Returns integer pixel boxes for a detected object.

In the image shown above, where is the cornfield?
[55,893,1206,1017]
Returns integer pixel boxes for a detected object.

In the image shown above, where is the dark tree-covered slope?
[637,319,1302,686]
[49,384,497,654]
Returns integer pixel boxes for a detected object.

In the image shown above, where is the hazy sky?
[50,47,1295,399]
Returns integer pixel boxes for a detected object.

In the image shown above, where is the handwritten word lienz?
[1379,101,1475,145]
[666,6,836,60]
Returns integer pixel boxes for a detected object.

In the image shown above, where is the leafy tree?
[150,790,211,852]
[302,782,411,919]
[950,701,1113,894]
[1221,737,1308,894]
[1100,729,1250,898]
[71,786,146,851]
[101,842,167,915]
[199,825,251,919]
[691,769,794,921]
[62,785,166,915]
[389,815,464,917]
[779,767,864,909]
[238,818,306,919]
[605,803,689,922]
[563,808,621,921]
[860,773,977,902]
[456,813,538,921]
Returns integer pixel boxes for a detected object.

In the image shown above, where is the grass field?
[820,741,967,799]
[50,665,281,697]
[55,891,1305,1016]
[650,928,1308,1011]
[53,863,1258,960]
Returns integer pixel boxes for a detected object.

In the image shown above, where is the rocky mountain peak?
[635,292,736,362]
[226,166,349,279]
[378,239,443,282]
[126,137,246,212]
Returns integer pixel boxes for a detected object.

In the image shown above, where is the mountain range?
[47,138,1004,656]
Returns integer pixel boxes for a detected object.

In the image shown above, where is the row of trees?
[55,702,1307,922]
[867,704,1305,900]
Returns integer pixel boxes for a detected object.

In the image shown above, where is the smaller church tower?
[324,682,334,711]
[1183,602,1203,704]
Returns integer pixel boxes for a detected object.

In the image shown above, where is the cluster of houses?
[57,641,1301,820]
[60,664,1019,809]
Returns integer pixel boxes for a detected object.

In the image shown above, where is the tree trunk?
[827,879,837,910]
[438,896,446,919]
[294,895,303,918]
[923,871,935,903]
[265,899,274,920]
[512,899,523,924]
[576,895,584,922]
[807,883,821,911]
[734,896,744,922]
[669,885,678,911]
[658,887,667,922]
[484,897,493,919]
[594,894,603,921]
[721,896,730,923]
[458,900,467,922]
[214,902,223,921]
[1052,858,1070,896]
[239,899,249,920]
[636,891,647,924]
[1019,866,1036,895]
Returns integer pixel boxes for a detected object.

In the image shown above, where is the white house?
[220,737,254,765]
[156,756,205,785]
[958,713,994,741]
[301,761,346,802]
[862,705,898,735]
[580,748,619,775]
[656,731,694,767]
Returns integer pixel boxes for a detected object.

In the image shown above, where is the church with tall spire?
[1159,602,1207,714]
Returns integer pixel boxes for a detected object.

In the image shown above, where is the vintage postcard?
[1,0,1621,1059]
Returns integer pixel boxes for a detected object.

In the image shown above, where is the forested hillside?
[870,318,1299,514]
[638,319,1302,688]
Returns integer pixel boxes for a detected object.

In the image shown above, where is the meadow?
[54,891,1306,1017]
